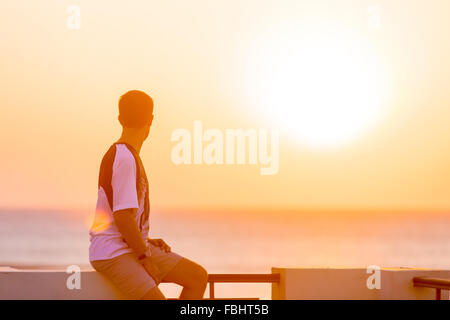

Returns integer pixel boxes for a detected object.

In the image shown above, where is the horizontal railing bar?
[204,298,260,300]
[207,273,280,283]
[169,298,259,300]
[413,277,450,291]
[161,274,280,284]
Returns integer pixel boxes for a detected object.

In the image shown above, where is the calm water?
[1,209,450,298]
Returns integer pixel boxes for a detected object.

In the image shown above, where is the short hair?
[118,90,154,128]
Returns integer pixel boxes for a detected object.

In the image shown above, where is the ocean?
[1,208,450,299]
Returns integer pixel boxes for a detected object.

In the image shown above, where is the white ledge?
[1,267,450,299]
[271,267,450,300]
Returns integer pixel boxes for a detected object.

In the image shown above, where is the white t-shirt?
[89,144,149,261]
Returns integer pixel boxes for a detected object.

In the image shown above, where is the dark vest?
[98,143,149,231]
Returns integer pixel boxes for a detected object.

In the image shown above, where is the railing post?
[209,281,215,299]
[436,289,441,300]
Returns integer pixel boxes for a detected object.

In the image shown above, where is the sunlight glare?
[246,26,389,148]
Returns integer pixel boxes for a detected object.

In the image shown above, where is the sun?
[245,25,389,149]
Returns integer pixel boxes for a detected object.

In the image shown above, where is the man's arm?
[113,208,148,257]
[113,208,162,283]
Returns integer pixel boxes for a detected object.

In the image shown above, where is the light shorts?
[90,243,183,299]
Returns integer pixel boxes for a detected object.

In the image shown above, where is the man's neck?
[117,134,144,154]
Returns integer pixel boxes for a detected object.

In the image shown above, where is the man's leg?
[91,253,166,300]
[162,258,208,299]
[141,286,166,300]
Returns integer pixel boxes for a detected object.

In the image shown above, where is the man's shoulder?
[114,144,137,167]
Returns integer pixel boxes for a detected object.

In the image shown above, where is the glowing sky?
[1,0,450,212]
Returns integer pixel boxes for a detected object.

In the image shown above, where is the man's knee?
[196,265,208,287]
[187,263,208,289]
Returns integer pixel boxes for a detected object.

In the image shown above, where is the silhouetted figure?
[89,90,208,299]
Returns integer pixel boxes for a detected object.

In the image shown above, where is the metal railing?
[413,277,450,300]
[205,273,281,300]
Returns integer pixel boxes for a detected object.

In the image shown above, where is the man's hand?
[142,256,162,284]
[148,238,171,253]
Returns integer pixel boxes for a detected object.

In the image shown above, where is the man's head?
[118,90,154,140]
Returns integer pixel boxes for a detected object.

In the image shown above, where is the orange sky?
[1,0,450,212]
